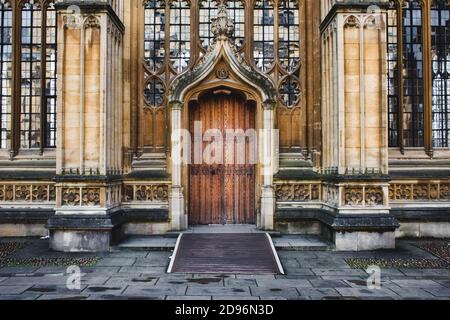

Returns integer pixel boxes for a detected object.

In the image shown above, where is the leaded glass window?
[226,1,244,49]
[45,3,57,148]
[278,0,300,73]
[388,2,400,147]
[253,0,275,73]
[402,0,424,147]
[170,0,191,73]
[20,1,42,149]
[199,0,218,49]
[431,0,450,148]
[0,2,12,149]
[144,0,166,73]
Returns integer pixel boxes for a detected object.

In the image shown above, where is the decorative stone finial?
[211,4,235,40]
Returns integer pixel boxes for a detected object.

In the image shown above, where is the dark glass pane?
[402,0,424,147]
[387,2,399,147]
[253,0,275,73]
[279,77,300,107]
[278,0,300,74]
[144,78,165,107]
[45,3,57,147]
[20,1,42,149]
[170,0,190,73]
[144,0,166,72]
[0,2,12,149]
[431,0,450,147]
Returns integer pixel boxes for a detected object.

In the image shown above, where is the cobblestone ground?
[0,239,449,300]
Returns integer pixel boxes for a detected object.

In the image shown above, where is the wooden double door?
[189,92,256,225]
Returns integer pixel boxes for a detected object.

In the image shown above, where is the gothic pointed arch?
[169,4,277,106]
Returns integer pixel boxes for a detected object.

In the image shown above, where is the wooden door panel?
[189,93,255,225]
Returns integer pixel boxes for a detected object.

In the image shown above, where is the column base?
[333,230,396,251]
[47,211,124,252]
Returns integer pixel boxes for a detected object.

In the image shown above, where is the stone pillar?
[260,101,277,230]
[48,1,125,252]
[320,0,398,251]
[169,101,187,231]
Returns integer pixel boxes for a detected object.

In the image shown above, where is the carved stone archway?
[168,5,278,231]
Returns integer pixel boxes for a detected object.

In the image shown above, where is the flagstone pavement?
[0,238,449,300]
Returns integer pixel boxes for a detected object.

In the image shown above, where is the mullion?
[431,2,450,147]
[387,4,399,147]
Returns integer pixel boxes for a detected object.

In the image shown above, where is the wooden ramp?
[167,233,284,275]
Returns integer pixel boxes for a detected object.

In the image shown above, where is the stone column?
[260,101,277,230]
[169,101,187,231]
[48,1,125,252]
[320,0,398,251]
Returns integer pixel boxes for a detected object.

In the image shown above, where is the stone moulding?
[169,26,277,106]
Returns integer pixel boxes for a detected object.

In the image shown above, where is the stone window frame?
[387,0,450,155]
[0,0,57,156]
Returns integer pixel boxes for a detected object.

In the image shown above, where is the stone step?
[114,234,333,252]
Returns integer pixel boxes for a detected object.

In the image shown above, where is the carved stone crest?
[211,4,235,40]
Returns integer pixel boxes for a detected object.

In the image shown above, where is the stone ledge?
[0,209,54,224]
[392,208,450,222]
[276,208,400,232]
[122,208,169,223]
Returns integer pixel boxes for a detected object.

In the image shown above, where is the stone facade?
[0,0,449,252]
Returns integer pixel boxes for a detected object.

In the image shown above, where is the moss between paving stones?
[346,240,450,269]
[0,241,99,267]
[415,241,450,264]
[0,242,27,260]
[345,257,450,269]
[0,257,100,267]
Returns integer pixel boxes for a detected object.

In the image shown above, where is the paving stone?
[280,269,314,276]
[423,287,450,297]
[399,269,450,277]
[192,274,233,279]
[26,285,87,295]
[34,267,69,274]
[235,275,276,280]
[0,294,40,300]
[106,252,149,258]
[134,258,170,267]
[124,285,187,296]
[187,287,251,297]
[213,296,260,300]
[312,269,368,276]
[104,275,158,286]
[96,258,136,267]
[343,279,401,290]
[256,279,312,288]
[1,276,69,286]
[389,287,435,299]
[157,277,224,287]
[38,294,90,300]
[436,280,450,288]
[80,267,121,274]
[250,287,300,298]
[336,287,399,298]
[120,266,166,274]
[167,296,213,300]
[88,294,164,300]
[259,296,288,300]
[298,288,341,298]
[309,279,350,288]
[377,269,406,277]
[84,285,127,295]
[300,259,350,269]
[0,267,39,274]
[320,276,367,281]
[0,277,7,284]
[225,279,257,287]
[391,279,445,288]
[0,285,32,294]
